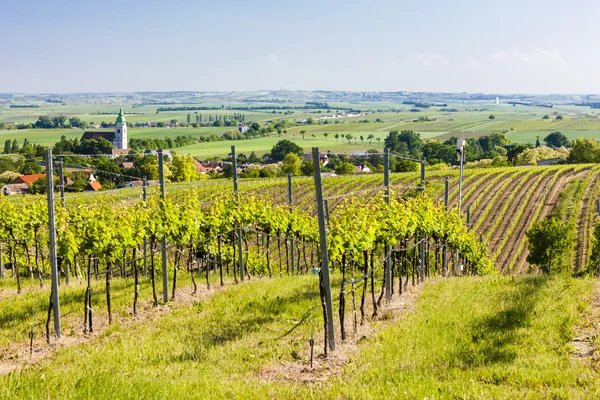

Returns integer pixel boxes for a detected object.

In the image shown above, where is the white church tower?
[113,108,128,149]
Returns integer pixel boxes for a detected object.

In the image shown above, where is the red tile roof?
[11,174,48,185]
[85,181,102,191]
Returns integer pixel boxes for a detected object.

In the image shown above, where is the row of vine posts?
[16,144,473,359]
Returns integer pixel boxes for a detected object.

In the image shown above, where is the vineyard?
[2,160,600,398]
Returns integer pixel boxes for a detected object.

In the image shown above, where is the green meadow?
[1,274,598,399]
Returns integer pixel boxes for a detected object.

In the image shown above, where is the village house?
[2,174,53,195]
[354,164,372,174]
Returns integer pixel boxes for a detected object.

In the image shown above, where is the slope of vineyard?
[4,164,599,274]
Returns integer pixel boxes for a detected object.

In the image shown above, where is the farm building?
[84,181,102,191]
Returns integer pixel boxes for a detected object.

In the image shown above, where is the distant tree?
[133,155,159,180]
[69,172,90,192]
[171,155,198,182]
[259,165,278,178]
[170,119,178,125]
[68,116,85,128]
[270,139,303,161]
[11,139,19,153]
[248,151,260,163]
[78,138,113,155]
[281,153,301,176]
[335,133,340,142]
[421,140,455,165]
[556,114,564,120]
[535,136,540,148]
[221,164,234,178]
[300,130,306,139]
[393,159,419,172]
[384,130,422,156]
[20,161,42,175]
[3,140,10,154]
[324,132,328,141]
[542,114,550,120]
[345,134,352,144]
[187,113,191,124]
[28,177,48,195]
[53,115,67,128]
[543,131,570,148]
[506,144,529,165]
[568,138,600,163]
[367,134,374,145]
[377,137,382,146]
[300,161,313,176]
[307,117,315,125]
[157,122,165,128]
[335,161,355,175]
[360,135,364,144]
[526,218,574,273]
[488,114,496,120]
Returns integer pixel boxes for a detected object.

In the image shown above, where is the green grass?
[1,274,598,399]
[327,275,599,399]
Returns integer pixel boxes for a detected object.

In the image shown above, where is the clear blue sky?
[2,0,599,94]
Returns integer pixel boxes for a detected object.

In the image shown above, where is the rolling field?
[4,100,600,154]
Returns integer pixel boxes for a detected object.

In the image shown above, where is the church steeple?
[113,108,128,150]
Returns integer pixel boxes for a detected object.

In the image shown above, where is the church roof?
[81,131,115,142]
[116,108,126,124]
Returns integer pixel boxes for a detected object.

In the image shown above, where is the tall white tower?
[113,108,128,149]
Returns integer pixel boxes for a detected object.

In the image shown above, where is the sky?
[2,0,600,94]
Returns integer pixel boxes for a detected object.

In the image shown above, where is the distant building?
[2,174,54,195]
[354,164,372,174]
[81,108,128,151]
[238,123,249,134]
[84,181,102,191]
[143,149,172,159]
[495,97,500,105]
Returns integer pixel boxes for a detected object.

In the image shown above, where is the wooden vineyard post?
[384,147,392,302]
[288,172,294,275]
[158,149,169,303]
[466,205,471,229]
[231,146,244,281]
[45,149,61,338]
[312,147,335,351]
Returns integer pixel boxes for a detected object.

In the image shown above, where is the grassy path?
[1,275,599,399]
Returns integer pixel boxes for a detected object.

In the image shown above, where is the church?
[81,108,129,157]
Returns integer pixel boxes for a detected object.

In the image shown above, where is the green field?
[3,99,600,156]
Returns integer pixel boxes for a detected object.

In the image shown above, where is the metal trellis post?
[288,172,294,274]
[158,149,168,303]
[384,148,391,302]
[143,176,148,276]
[231,146,244,281]
[46,149,61,338]
[58,157,65,207]
[443,177,449,275]
[0,241,3,278]
[312,147,335,351]
[466,205,471,229]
